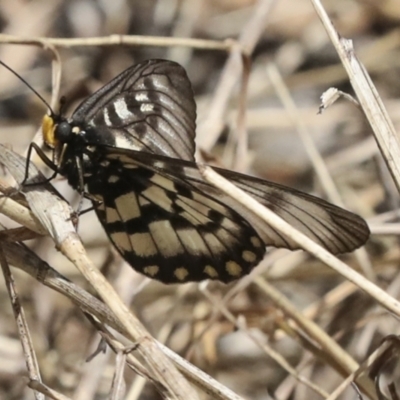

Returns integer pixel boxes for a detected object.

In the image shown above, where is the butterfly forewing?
[71,60,197,161]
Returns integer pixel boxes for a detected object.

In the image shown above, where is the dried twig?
[0,145,199,400]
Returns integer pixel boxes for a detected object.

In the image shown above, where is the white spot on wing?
[115,192,141,222]
[226,261,242,277]
[242,250,257,263]
[174,267,189,281]
[150,174,177,192]
[143,265,159,277]
[142,186,173,212]
[110,232,131,252]
[114,135,142,151]
[108,175,119,183]
[138,196,150,206]
[114,98,132,119]
[219,217,241,233]
[140,103,154,113]
[115,154,139,165]
[204,265,218,278]
[135,93,148,102]
[130,232,158,257]
[175,199,210,225]
[106,207,120,223]
[215,228,239,246]
[153,161,165,169]
[148,220,184,257]
[177,195,210,217]
[103,108,112,126]
[204,233,224,256]
[179,211,201,226]
[176,229,210,256]
[251,236,263,248]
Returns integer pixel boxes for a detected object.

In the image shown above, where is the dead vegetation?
[0,0,400,399]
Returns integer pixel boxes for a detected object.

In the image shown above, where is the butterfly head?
[42,113,82,149]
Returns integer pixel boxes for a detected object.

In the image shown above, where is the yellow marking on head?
[242,250,257,263]
[204,265,218,278]
[251,236,263,248]
[42,114,56,147]
[130,232,158,257]
[114,192,141,221]
[110,232,131,252]
[143,265,159,277]
[174,267,189,281]
[226,261,242,277]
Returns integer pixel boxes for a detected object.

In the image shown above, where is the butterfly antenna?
[0,59,55,115]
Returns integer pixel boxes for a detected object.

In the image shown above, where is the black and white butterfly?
[35,59,369,284]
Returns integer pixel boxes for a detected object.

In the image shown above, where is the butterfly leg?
[77,193,103,216]
[21,142,58,187]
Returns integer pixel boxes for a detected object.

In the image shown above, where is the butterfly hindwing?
[85,146,369,260]
[217,170,369,253]
[85,149,266,283]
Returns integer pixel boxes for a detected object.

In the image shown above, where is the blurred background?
[0,0,400,399]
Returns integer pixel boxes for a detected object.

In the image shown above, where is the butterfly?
[32,59,369,284]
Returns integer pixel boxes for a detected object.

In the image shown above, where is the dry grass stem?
[1,0,399,398]
[311,0,400,194]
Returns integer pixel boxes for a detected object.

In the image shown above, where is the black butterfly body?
[42,59,369,284]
